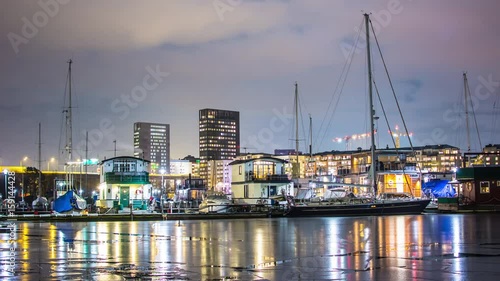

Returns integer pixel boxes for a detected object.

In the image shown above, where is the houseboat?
[229,157,293,205]
[96,156,152,211]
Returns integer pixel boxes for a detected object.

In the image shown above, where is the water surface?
[2,214,500,280]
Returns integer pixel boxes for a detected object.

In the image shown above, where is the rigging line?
[466,78,483,149]
[374,80,414,196]
[370,19,419,196]
[454,85,462,149]
[316,18,364,151]
[373,81,398,152]
[369,19,414,152]
[491,100,499,143]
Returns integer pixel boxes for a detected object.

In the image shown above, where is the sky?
[1,0,499,169]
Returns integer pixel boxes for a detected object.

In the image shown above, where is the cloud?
[397,79,423,103]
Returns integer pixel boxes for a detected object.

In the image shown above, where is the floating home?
[456,166,500,206]
[97,156,152,210]
[229,157,293,204]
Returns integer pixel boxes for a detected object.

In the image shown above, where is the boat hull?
[285,199,431,217]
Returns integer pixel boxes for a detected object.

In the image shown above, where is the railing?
[245,174,290,182]
[104,172,149,184]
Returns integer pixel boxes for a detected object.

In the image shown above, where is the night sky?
[1,0,499,169]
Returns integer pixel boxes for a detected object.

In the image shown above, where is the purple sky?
[1,0,499,169]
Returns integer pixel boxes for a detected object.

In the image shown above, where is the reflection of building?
[229,157,292,204]
[199,109,240,186]
[133,122,170,173]
[97,156,151,210]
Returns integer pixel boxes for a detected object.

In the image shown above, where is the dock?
[0,210,285,222]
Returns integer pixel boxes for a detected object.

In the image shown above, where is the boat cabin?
[229,157,293,204]
[97,156,152,210]
[456,166,500,205]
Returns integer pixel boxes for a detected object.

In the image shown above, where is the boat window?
[269,186,277,196]
[480,181,490,194]
[244,185,249,198]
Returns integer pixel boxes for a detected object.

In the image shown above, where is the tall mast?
[38,122,42,196]
[463,72,471,152]
[65,59,73,190]
[295,82,299,167]
[309,114,312,158]
[309,114,313,179]
[365,13,377,195]
[85,131,88,196]
[65,59,73,162]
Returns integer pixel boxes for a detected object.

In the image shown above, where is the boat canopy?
[422,179,456,198]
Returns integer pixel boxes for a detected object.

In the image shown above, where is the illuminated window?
[480,181,490,194]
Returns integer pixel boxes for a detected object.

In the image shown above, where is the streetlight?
[20,156,28,167]
[20,157,28,203]
[160,168,166,213]
[3,169,8,202]
[48,157,56,171]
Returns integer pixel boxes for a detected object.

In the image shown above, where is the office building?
[133,122,170,173]
[199,108,240,187]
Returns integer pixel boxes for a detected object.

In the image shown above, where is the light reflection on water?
[1,214,500,280]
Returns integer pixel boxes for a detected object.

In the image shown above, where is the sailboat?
[53,59,87,213]
[285,14,431,217]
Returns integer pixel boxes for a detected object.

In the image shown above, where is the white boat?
[198,193,232,213]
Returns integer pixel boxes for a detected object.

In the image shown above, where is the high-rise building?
[133,122,170,173]
[199,108,240,186]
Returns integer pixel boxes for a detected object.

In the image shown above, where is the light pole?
[20,157,28,203]
[47,157,56,171]
[20,156,28,167]
[3,169,8,201]
[160,168,166,213]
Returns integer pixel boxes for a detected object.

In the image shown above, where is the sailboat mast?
[38,122,42,196]
[463,72,471,152]
[67,59,73,162]
[295,82,299,167]
[365,13,377,195]
[309,114,312,157]
[85,131,88,197]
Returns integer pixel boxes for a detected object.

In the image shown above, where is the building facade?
[169,160,192,175]
[133,122,170,173]
[199,109,240,187]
